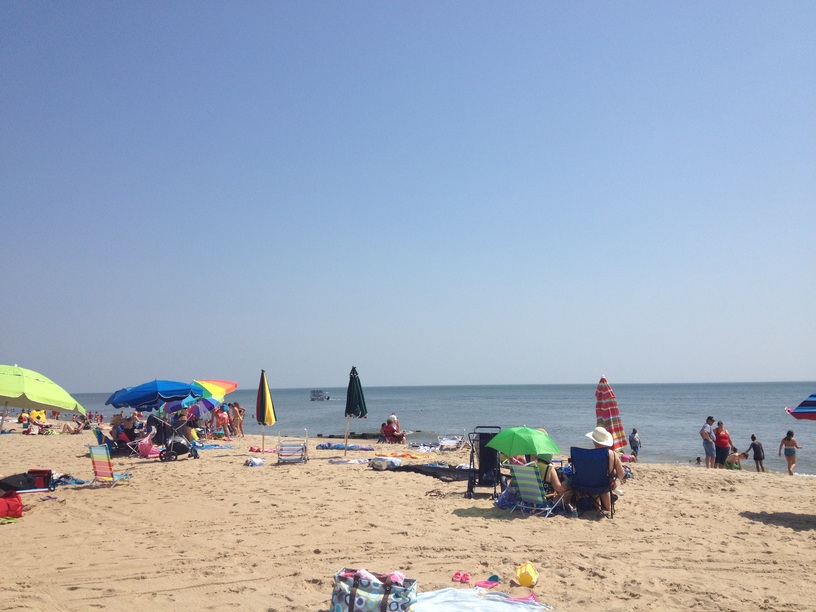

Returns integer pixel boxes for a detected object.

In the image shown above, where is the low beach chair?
[438,428,467,451]
[277,429,309,464]
[508,462,566,518]
[569,446,615,519]
[89,444,132,487]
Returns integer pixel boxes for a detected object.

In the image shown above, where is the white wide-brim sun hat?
[586,426,613,447]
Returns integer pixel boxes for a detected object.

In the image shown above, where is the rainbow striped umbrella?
[595,376,627,451]
[194,379,238,399]
[785,392,816,420]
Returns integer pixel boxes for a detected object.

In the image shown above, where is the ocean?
[67,381,816,474]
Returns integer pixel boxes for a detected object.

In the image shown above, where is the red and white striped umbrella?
[595,376,627,451]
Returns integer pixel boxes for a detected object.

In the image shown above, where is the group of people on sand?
[204,402,246,441]
[699,415,803,474]
[525,426,625,514]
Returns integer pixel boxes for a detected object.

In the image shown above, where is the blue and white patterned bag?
[330,567,416,612]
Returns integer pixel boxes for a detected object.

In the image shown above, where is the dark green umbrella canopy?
[344,366,368,419]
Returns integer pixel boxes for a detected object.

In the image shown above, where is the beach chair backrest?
[570,447,611,494]
[509,462,547,506]
[277,429,309,464]
[89,444,115,483]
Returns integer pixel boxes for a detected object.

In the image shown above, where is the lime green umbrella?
[486,426,560,457]
[0,365,86,431]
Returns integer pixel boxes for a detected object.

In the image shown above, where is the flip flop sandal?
[426,489,445,497]
[460,573,471,584]
[452,571,462,582]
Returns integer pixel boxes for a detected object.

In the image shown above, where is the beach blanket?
[389,464,472,481]
[415,588,551,610]
[194,443,236,450]
[249,446,277,453]
[328,458,369,464]
[316,443,375,451]
[375,451,432,459]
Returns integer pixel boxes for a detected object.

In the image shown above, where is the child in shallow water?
[779,431,802,475]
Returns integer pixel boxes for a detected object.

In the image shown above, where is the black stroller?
[147,413,199,461]
[465,425,503,499]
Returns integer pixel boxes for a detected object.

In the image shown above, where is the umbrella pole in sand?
[0,400,7,433]
[343,415,352,457]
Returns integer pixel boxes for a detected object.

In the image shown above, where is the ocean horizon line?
[73,379,816,395]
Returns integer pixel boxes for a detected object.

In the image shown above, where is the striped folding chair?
[508,462,565,518]
[276,430,309,464]
[89,445,132,487]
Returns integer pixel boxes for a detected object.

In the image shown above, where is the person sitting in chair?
[382,417,406,444]
[535,454,571,503]
[585,427,625,511]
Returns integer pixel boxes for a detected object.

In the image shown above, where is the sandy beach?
[2,430,815,611]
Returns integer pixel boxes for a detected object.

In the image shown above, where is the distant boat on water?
[310,390,330,401]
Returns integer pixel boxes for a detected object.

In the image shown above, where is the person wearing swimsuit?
[714,421,734,469]
[231,402,246,438]
[778,430,802,475]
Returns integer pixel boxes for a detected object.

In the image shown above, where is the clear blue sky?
[2,2,814,393]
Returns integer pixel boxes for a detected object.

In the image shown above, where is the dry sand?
[2,429,815,611]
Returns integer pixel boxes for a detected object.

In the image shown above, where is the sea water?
[69,381,816,474]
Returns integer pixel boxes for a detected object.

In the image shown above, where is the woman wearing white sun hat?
[585,426,626,511]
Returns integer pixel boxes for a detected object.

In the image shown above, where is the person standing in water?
[628,428,641,461]
[778,430,802,475]
[746,434,765,473]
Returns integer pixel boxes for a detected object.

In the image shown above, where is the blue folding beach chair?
[570,446,616,519]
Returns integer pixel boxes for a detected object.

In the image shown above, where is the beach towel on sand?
[414,587,551,610]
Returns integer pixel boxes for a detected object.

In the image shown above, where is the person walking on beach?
[700,416,717,468]
[713,421,735,469]
[746,434,765,472]
[628,428,641,461]
[778,430,802,475]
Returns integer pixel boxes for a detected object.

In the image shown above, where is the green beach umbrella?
[343,366,368,456]
[486,426,560,457]
[0,365,86,432]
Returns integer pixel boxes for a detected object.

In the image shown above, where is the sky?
[1,2,814,393]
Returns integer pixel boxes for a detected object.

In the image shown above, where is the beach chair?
[89,444,132,487]
[465,426,503,499]
[93,427,123,455]
[569,446,615,519]
[438,428,467,451]
[114,428,141,458]
[508,462,566,518]
[277,429,309,464]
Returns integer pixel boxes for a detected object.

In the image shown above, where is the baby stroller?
[160,432,199,461]
[147,413,199,461]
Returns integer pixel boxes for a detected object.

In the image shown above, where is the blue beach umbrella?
[105,380,203,410]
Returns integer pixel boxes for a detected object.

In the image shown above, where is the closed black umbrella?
[343,366,367,455]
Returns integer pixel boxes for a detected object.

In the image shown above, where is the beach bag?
[515,562,539,588]
[330,568,416,612]
[0,492,23,518]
